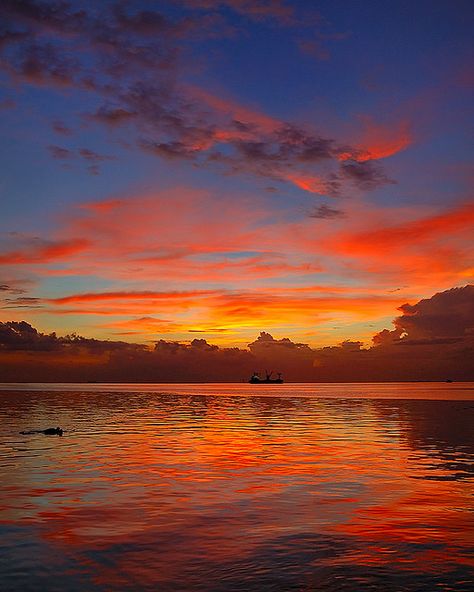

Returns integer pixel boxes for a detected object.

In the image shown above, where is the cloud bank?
[1,286,472,382]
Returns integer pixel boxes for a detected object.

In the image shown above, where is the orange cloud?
[101,316,183,335]
[318,200,474,290]
[333,201,474,255]
[339,116,413,162]
[188,85,280,134]
[283,173,331,195]
[48,289,219,305]
[0,238,90,265]
[4,189,472,345]
[359,117,412,161]
[187,87,389,194]
[40,189,325,285]
[41,288,404,343]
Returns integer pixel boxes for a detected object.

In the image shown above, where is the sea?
[0,382,473,591]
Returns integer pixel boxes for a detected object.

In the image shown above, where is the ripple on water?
[0,386,473,591]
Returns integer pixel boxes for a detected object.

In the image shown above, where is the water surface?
[1,383,473,591]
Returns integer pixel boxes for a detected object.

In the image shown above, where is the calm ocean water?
[0,383,473,591]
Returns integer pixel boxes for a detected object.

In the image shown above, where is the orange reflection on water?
[0,388,473,591]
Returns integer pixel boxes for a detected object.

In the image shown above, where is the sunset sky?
[0,0,473,358]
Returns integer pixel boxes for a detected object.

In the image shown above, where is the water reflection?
[0,388,473,591]
[372,399,474,480]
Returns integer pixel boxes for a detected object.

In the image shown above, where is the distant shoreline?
[0,380,471,385]
[1,382,473,401]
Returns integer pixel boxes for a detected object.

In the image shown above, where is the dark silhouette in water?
[249,370,283,384]
[20,427,63,436]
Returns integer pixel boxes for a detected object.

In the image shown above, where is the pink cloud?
[3,188,472,345]
[0,238,91,265]
[344,116,414,162]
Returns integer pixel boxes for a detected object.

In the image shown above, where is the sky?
[0,0,473,380]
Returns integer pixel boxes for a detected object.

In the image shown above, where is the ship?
[249,370,283,384]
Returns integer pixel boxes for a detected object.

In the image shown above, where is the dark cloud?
[0,29,29,51]
[78,148,115,175]
[87,105,136,126]
[113,4,174,35]
[0,0,177,88]
[1,286,472,382]
[0,320,145,352]
[0,0,85,31]
[1,296,43,309]
[298,39,330,61]
[208,126,340,189]
[206,125,344,195]
[16,42,78,85]
[190,338,219,350]
[0,283,26,294]
[375,285,474,344]
[275,125,335,162]
[0,320,61,351]
[47,145,114,173]
[52,120,73,135]
[372,327,402,346]
[308,204,345,219]
[0,0,389,196]
[340,159,394,190]
[141,140,202,160]
[182,0,295,25]
[229,126,336,165]
[47,144,73,159]
[248,331,312,354]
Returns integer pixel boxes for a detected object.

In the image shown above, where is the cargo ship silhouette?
[249,370,283,384]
